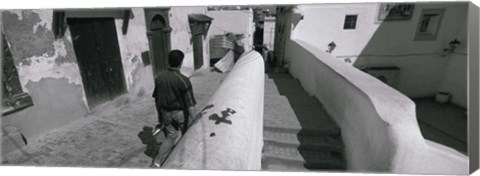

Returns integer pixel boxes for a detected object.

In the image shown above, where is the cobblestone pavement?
[1,69,224,168]
[2,96,159,168]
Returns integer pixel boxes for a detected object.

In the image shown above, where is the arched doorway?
[145,9,171,77]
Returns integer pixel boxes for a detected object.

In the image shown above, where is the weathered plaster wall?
[2,78,89,139]
[206,10,255,50]
[286,38,468,174]
[114,8,149,94]
[1,8,152,140]
[291,3,468,107]
[2,10,83,91]
[169,7,210,72]
[1,10,88,139]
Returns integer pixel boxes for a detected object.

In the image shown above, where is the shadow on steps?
[265,71,347,171]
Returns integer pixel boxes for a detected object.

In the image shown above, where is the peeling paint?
[17,63,83,91]
[7,10,23,20]
[55,30,77,65]
[15,35,80,91]
[2,10,55,64]
[32,10,52,33]
[53,40,67,57]
[114,8,149,91]
[3,9,88,110]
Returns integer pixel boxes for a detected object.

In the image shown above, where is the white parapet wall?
[162,50,265,170]
[285,38,468,174]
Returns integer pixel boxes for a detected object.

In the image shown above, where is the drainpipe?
[162,50,265,170]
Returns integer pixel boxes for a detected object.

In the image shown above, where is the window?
[414,8,445,41]
[343,15,358,30]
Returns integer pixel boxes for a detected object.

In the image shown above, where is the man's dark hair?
[168,50,185,68]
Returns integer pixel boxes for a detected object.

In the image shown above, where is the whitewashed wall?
[291,2,468,108]
[170,6,210,71]
[206,10,254,50]
[286,38,468,174]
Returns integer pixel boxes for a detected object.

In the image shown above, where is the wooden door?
[150,29,169,74]
[68,18,127,108]
[92,18,127,99]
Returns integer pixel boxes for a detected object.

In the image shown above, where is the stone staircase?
[262,72,347,171]
[187,69,347,171]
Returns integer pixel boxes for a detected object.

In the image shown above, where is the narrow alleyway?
[262,71,346,171]
[1,65,347,170]
[1,69,226,168]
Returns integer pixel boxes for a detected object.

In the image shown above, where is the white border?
[1,0,478,176]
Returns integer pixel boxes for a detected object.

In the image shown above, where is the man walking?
[151,50,196,167]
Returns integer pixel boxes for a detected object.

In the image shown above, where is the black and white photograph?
[0,0,479,175]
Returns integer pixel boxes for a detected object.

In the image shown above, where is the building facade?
[1,7,218,153]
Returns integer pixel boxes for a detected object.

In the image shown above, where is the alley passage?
[1,68,346,171]
[262,72,347,171]
[1,69,226,168]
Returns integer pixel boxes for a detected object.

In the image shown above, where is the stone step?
[266,67,289,74]
[294,107,340,131]
[264,96,297,119]
[271,79,310,96]
[265,87,281,96]
[302,151,346,170]
[264,114,302,133]
[264,94,322,110]
[268,73,294,79]
[265,80,281,96]
[263,72,347,171]
[264,103,341,137]
[265,78,276,87]
[261,162,309,171]
[263,119,341,137]
[283,95,322,107]
[262,144,346,170]
[264,130,345,153]
[265,74,274,81]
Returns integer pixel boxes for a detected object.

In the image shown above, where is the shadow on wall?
[350,2,469,156]
[351,3,468,107]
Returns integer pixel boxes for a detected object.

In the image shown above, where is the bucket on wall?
[435,92,451,104]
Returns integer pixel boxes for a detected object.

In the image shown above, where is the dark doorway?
[67,18,127,108]
[147,14,171,76]
[254,25,264,54]
[188,14,213,70]
[192,34,204,70]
